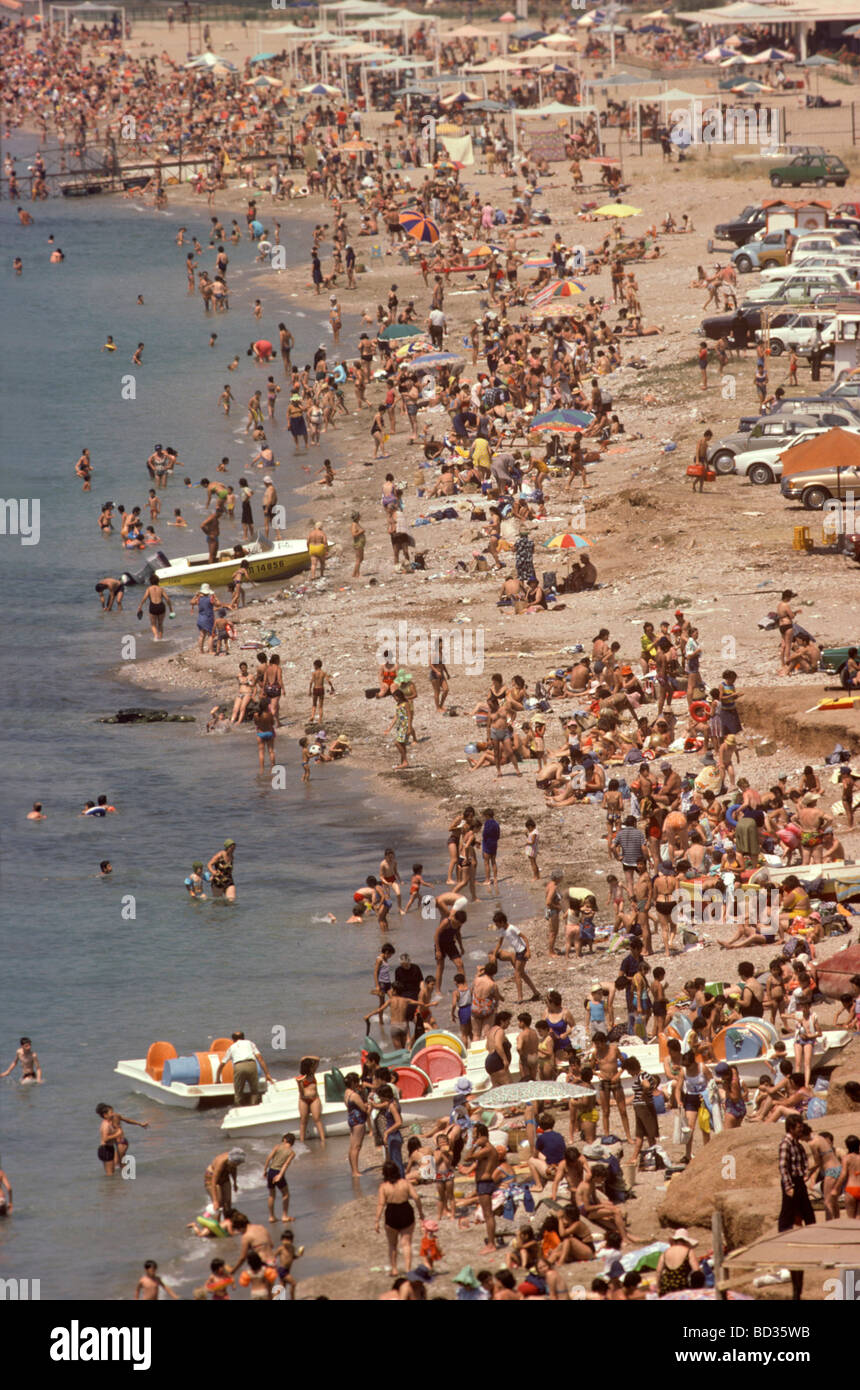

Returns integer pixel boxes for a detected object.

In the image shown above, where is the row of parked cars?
[705,375,860,525]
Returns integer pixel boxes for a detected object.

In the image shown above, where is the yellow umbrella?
[594,203,642,218]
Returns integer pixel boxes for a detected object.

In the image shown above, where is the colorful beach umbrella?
[543,532,593,550]
[531,278,586,306]
[593,202,642,218]
[530,408,594,433]
[398,210,441,243]
[523,255,554,269]
[299,81,343,96]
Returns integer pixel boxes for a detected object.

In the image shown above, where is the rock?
[99,708,195,724]
[821,1036,860,1115]
[817,945,860,1001]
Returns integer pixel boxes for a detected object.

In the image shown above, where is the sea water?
[0,179,517,1299]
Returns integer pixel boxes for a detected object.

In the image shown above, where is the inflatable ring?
[725,803,740,829]
[196,1215,227,1238]
[689,700,710,724]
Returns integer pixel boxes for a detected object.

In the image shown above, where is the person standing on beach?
[254,703,277,773]
[278,323,293,374]
[307,522,327,579]
[262,477,281,541]
[191,583,216,652]
[200,504,221,564]
[350,512,366,578]
[308,659,334,722]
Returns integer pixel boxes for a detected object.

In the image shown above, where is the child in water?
[185,862,207,899]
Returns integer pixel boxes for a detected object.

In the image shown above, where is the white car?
[753,313,836,356]
[734,426,833,485]
[760,255,860,284]
[745,267,858,303]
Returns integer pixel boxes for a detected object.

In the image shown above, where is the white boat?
[220,1071,495,1138]
[114,1040,264,1109]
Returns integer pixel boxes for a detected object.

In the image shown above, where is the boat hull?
[155,542,311,590]
[114,1060,246,1109]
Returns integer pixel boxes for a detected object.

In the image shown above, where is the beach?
[2,6,860,1311]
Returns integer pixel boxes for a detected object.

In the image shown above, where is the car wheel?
[802,485,831,510]
[837,181,847,188]
[770,174,782,188]
[748,463,775,486]
[712,450,735,475]
[735,254,753,273]
[769,339,784,356]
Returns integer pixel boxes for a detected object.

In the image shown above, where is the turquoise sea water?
[0,170,530,1299]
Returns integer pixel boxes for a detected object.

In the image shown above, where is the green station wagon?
[769,153,849,189]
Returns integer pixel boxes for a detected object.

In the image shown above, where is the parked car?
[822,370,860,402]
[793,230,860,254]
[735,427,834,485]
[760,255,860,284]
[753,313,836,356]
[781,462,860,509]
[713,205,767,247]
[732,231,791,274]
[770,396,860,425]
[769,153,849,188]
[701,305,762,344]
[744,267,858,304]
[707,412,826,474]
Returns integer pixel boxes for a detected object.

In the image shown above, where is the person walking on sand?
[386,689,410,769]
[375,1161,423,1277]
[350,512,366,578]
[262,1133,295,1224]
[191,583,216,652]
[307,522,327,579]
[309,659,334,722]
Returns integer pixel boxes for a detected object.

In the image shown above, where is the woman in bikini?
[834,1135,860,1219]
[231,661,255,724]
[808,1130,843,1220]
[296,1056,326,1147]
[484,1012,513,1087]
[652,861,679,956]
[343,1073,371,1179]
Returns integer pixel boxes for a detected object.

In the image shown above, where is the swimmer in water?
[49,248,64,263]
[99,860,112,876]
[228,355,239,372]
[95,1102,148,1175]
[102,335,117,352]
[176,227,187,246]
[18,207,33,226]
[13,257,22,275]
[132,343,144,365]
[1,1037,42,1083]
[75,448,92,490]
[137,295,144,305]
[0,1165,11,1216]
[26,802,46,820]
[209,333,217,348]
[135,1261,179,1302]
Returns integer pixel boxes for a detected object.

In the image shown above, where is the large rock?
[99,708,195,724]
[659,1112,860,1245]
[817,944,860,1000]
[822,1036,860,1115]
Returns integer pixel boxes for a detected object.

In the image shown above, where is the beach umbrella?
[379,322,423,340]
[543,532,593,549]
[244,74,282,87]
[477,1080,595,1107]
[531,279,586,308]
[467,243,496,257]
[593,202,642,218]
[799,54,839,68]
[844,23,860,37]
[299,81,343,96]
[731,80,772,94]
[185,52,237,70]
[498,11,516,21]
[433,159,466,173]
[250,52,278,63]
[750,47,795,63]
[719,54,752,67]
[530,409,594,434]
[523,255,554,268]
[398,210,441,243]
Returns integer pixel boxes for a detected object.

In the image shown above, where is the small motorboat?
[114,1040,265,1109]
[749,860,860,901]
[154,536,313,590]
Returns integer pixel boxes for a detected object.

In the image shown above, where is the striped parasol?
[531,278,586,306]
[523,255,554,269]
[530,408,593,434]
[398,210,441,243]
[544,532,593,550]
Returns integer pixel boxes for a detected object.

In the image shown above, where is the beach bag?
[687,464,716,481]
[697,1102,711,1134]
[542,570,557,592]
